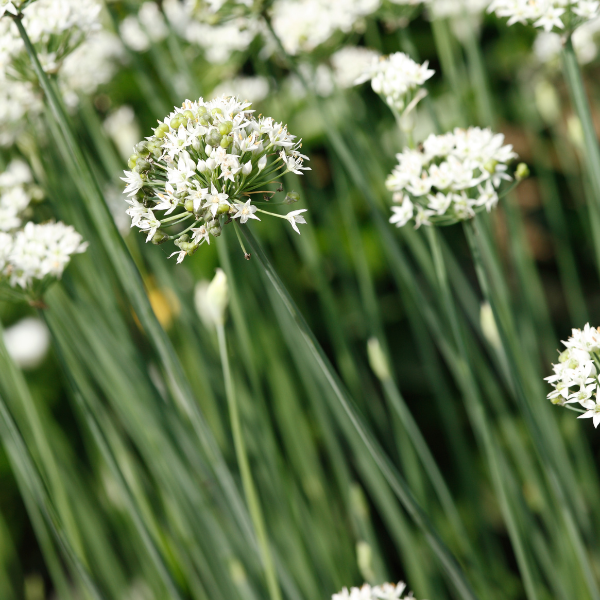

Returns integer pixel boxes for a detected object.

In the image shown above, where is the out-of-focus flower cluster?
[332,581,417,600]
[488,0,600,32]
[121,95,310,263]
[0,0,123,145]
[0,159,43,232]
[546,324,600,427]
[534,17,600,64]
[356,52,434,113]
[0,159,87,301]
[386,127,520,228]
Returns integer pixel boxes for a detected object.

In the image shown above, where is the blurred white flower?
[489,0,600,31]
[212,76,270,103]
[332,582,415,600]
[104,106,142,161]
[330,46,380,89]
[356,52,434,113]
[386,127,519,228]
[3,317,50,370]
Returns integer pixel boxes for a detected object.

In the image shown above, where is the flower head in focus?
[546,324,600,428]
[121,95,310,262]
[332,581,416,600]
[385,127,523,228]
[355,52,434,114]
[488,0,600,32]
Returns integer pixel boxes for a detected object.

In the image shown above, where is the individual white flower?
[204,183,231,217]
[579,391,600,427]
[0,1,19,18]
[372,581,408,599]
[330,46,381,89]
[356,52,434,113]
[385,127,521,228]
[232,199,260,224]
[285,209,307,234]
[121,170,145,197]
[488,0,600,31]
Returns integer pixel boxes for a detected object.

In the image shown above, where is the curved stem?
[215,323,282,600]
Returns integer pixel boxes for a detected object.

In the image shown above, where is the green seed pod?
[208,219,222,237]
[197,105,208,116]
[216,203,230,215]
[211,107,223,116]
[183,110,195,121]
[284,191,300,204]
[207,130,221,147]
[128,154,138,169]
[199,116,210,126]
[170,115,183,130]
[484,159,498,174]
[218,121,233,135]
[515,162,530,181]
[184,199,195,212]
[151,230,168,245]
[220,135,232,149]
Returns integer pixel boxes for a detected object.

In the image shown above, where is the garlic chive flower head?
[332,581,417,600]
[545,324,600,427]
[0,159,43,232]
[488,0,600,32]
[355,52,434,114]
[1,221,88,302]
[386,127,521,228]
[121,95,310,262]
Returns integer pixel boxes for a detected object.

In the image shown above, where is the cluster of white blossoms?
[121,95,310,263]
[534,17,600,64]
[356,52,434,113]
[0,160,43,233]
[332,581,417,600]
[488,0,600,32]
[545,324,600,428]
[270,0,379,55]
[386,127,522,228]
[0,221,88,296]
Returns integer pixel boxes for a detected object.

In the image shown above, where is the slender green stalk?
[216,322,282,600]
[241,226,479,600]
[562,35,600,203]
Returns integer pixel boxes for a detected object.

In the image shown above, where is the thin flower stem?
[241,225,479,600]
[562,35,600,203]
[564,405,586,414]
[425,227,541,600]
[233,221,249,258]
[215,323,282,600]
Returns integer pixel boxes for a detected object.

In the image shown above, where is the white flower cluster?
[0,159,43,232]
[330,46,381,89]
[163,0,259,63]
[355,52,434,113]
[119,2,168,53]
[1,221,88,293]
[534,17,600,64]
[270,0,380,55]
[121,95,310,263]
[386,127,519,228]
[545,324,600,427]
[488,0,600,32]
[332,581,416,600]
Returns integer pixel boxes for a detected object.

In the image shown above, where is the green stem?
[562,35,600,202]
[241,226,479,600]
[215,323,282,600]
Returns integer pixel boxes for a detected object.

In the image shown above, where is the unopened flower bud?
[218,121,233,135]
[135,141,150,157]
[217,203,230,215]
[284,191,300,204]
[128,154,138,169]
[367,337,390,380]
[194,268,229,327]
[191,137,201,152]
[197,159,207,172]
[155,122,170,138]
[258,155,267,172]
[206,158,216,171]
[208,219,222,237]
[207,130,222,147]
[184,199,194,212]
[484,159,498,174]
[220,135,232,148]
[480,302,501,350]
[515,163,530,181]
[242,161,252,175]
[205,144,213,155]
[134,158,151,173]
[151,230,168,245]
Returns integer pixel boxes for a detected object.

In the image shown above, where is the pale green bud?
[515,162,530,181]
[484,159,498,174]
[194,268,229,327]
[151,230,168,245]
[480,302,501,350]
[284,191,300,204]
[367,337,390,380]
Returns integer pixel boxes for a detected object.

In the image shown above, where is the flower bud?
[284,191,300,204]
[128,154,138,169]
[242,161,252,175]
[220,136,232,149]
[207,130,222,147]
[183,110,195,121]
[480,302,501,350]
[207,219,222,237]
[197,159,207,172]
[205,144,213,156]
[211,107,223,116]
[134,158,151,173]
[206,158,216,171]
[515,162,530,181]
[151,230,168,245]
[367,337,390,380]
[484,159,498,174]
[184,199,194,212]
[218,121,233,135]
[217,203,230,215]
[155,122,169,138]
[194,268,229,327]
[135,141,150,158]
[191,137,201,152]
[197,105,208,116]
[258,155,267,172]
